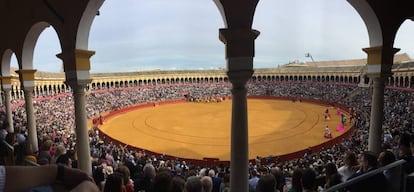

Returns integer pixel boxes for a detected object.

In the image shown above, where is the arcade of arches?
[4,59,414,100]
[1,1,413,191]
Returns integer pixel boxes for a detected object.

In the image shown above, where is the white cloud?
[29,0,414,73]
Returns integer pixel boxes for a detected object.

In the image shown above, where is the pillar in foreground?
[58,49,95,175]
[16,69,39,152]
[215,0,260,187]
[70,81,91,173]
[363,46,399,154]
[227,63,254,192]
[1,76,14,133]
[213,0,260,190]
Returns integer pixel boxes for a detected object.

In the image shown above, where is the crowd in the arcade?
[0,81,413,192]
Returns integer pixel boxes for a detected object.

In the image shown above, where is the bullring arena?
[99,98,351,161]
[5,54,413,166]
[2,56,414,191]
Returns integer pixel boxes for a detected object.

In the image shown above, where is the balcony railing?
[324,159,407,192]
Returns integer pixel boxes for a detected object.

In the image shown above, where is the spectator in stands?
[249,169,260,192]
[170,176,185,192]
[66,149,78,168]
[270,166,286,192]
[134,163,155,192]
[208,169,222,192]
[398,144,414,173]
[301,168,317,192]
[288,168,302,192]
[14,141,37,165]
[103,172,124,192]
[186,176,203,192]
[378,150,399,192]
[378,150,396,168]
[1,164,98,192]
[152,170,172,192]
[409,134,414,171]
[397,133,414,174]
[337,151,358,181]
[201,176,213,192]
[38,139,53,165]
[323,162,342,190]
[105,149,115,167]
[97,163,115,190]
[410,134,414,155]
[116,165,134,192]
[51,144,66,164]
[56,153,72,167]
[92,166,105,191]
[347,151,387,192]
[256,173,277,192]
[219,173,230,192]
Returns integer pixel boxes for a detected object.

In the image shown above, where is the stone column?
[33,86,37,98]
[213,0,260,190]
[367,75,385,153]
[386,77,390,87]
[4,90,13,133]
[58,49,95,175]
[10,86,16,99]
[16,69,38,152]
[70,82,92,174]
[23,86,37,149]
[393,76,397,87]
[363,46,399,154]
[18,87,23,100]
[218,27,259,192]
[12,87,17,100]
[227,64,253,192]
[1,76,14,133]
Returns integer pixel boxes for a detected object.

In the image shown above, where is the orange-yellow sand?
[99,99,349,161]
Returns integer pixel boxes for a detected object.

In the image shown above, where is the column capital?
[16,69,37,80]
[227,70,254,88]
[57,49,95,71]
[65,79,90,90]
[363,46,400,78]
[362,46,400,64]
[57,49,95,86]
[74,49,95,70]
[1,76,13,90]
[366,74,386,84]
[23,86,34,92]
[15,69,37,80]
[219,28,260,58]
[16,69,37,88]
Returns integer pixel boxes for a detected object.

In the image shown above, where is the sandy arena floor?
[99,99,349,161]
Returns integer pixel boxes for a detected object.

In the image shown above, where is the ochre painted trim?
[75,49,95,71]
[1,76,13,85]
[363,46,383,65]
[16,69,37,81]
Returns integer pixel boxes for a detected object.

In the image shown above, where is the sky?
[11,0,414,73]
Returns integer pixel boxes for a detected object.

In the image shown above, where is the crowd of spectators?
[0,80,413,191]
